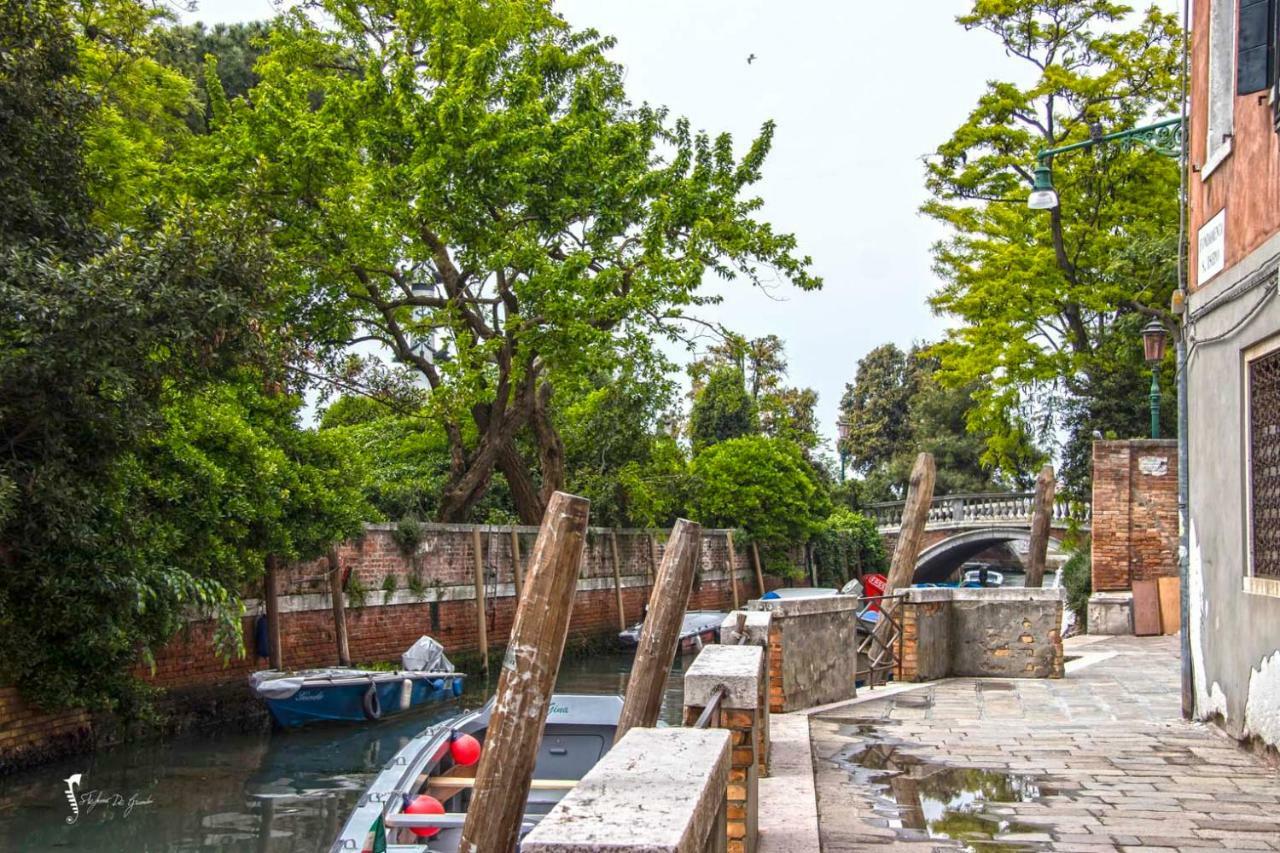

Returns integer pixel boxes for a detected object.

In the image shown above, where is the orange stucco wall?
[1189,0,1280,288]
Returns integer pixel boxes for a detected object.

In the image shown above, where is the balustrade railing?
[867,491,1090,529]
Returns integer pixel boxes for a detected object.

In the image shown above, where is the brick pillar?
[718,611,772,777]
[684,644,765,853]
[899,601,918,681]
[1090,439,1179,591]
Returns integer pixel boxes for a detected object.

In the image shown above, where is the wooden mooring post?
[457,492,591,853]
[264,555,283,670]
[610,530,627,632]
[615,519,703,743]
[751,540,766,597]
[472,528,489,679]
[327,548,350,666]
[726,529,740,609]
[884,452,936,596]
[1024,465,1056,589]
[510,526,524,601]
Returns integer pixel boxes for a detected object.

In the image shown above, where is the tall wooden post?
[472,528,489,678]
[510,527,524,601]
[884,453,937,594]
[726,530,740,610]
[648,534,659,584]
[264,555,283,671]
[1024,465,1057,589]
[751,540,766,597]
[327,548,351,666]
[610,530,627,631]
[615,519,703,743]
[458,492,590,853]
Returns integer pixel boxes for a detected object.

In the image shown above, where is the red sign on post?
[863,573,887,611]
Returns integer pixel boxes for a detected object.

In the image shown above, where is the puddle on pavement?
[829,723,1046,852]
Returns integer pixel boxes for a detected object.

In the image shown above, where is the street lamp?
[836,418,850,483]
[1142,319,1168,439]
[1027,165,1059,210]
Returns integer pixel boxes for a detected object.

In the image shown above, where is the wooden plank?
[510,527,524,602]
[264,555,283,670]
[458,492,591,853]
[1157,576,1181,635]
[615,519,703,743]
[610,530,627,632]
[1132,579,1162,636]
[751,540,766,597]
[327,548,350,666]
[472,528,488,678]
[1024,465,1056,588]
[726,529,740,610]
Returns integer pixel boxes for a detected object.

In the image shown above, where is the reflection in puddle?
[830,723,1046,852]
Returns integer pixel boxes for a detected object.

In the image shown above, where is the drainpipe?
[1176,0,1193,722]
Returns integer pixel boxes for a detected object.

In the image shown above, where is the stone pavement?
[807,635,1280,852]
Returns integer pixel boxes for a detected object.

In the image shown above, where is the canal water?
[0,653,687,852]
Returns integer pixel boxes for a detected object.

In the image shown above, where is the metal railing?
[855,592,907,691]
[867,491,1091,529]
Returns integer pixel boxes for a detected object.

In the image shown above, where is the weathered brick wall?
[1090,439,1179,591]
[0,524,759,773]
[901,588,1064,680]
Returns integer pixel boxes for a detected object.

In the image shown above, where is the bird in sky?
[747,53,756,64]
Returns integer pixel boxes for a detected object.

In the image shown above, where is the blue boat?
[251,636,465,729]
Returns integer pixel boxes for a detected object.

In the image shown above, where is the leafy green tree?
[690,366,758,453]
[618,435,691,529]
[691,334,820,451]
[156,20,271,132]
[810,507,888,587]
[689,436,826,550]
[838,344,917,476]
[923,0,1181,473]
[193,0,818,523]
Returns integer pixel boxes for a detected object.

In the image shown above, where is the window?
[1237,0,1275,95]
[1207,0,1237,175]
[1248,338,1280,581]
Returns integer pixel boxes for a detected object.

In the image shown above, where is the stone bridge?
[869,491,1091,583]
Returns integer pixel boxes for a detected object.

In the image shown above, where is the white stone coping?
[522,727,730,853]
[746,594,861,617]
[684,644,763,709]
[905,586,1065,604]
[718,610,771,645]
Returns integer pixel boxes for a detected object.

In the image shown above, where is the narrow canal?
[0,652,687,851]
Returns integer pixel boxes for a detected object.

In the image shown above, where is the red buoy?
[404,794,444,838]
[450,731,481,766]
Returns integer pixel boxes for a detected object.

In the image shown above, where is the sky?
[175,1,1043,445]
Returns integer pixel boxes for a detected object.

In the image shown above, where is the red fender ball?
[450,732,482,766]
[404,794,444,838]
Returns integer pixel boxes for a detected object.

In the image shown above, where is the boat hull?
[258,673,465,728]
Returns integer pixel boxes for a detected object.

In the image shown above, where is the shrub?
[810,508,888,587]
[1062,544,1092,632]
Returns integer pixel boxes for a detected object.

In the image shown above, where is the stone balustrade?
[869,491,1091,530]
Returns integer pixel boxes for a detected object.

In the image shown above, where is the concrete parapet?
[522,727,730,853]
[902,587,1065,680]
[718,610,771,646]
[1087,591,1134,635]
[747,594,860,712]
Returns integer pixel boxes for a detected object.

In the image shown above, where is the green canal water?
[0,653,687,852]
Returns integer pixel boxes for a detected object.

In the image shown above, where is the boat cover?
[249,668,359,700]
[402,635,454,673]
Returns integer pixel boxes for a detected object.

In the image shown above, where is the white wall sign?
[1198,208,1227,284]
[1139,456,1169,476]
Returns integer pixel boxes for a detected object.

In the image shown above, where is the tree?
[689,366,758,453]
[689,436,825,549]
[810,507,888,587]
[838,344,917,476]
[194,0,818,523]
[156,20,271,132]
[923,1,1181,474]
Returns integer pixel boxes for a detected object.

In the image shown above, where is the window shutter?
[1238,0,1276,94]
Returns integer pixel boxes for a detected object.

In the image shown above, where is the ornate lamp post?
[836,418,850,483]
[1142,319,1168,439]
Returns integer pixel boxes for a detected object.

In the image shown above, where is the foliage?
[392,515,426,556]
[1062,544,1092,633]
[839,344,917,477]
[924,1,1182,474]
[406,565,428,600]
[156,20,271,132]
[689,436,826,547]
[381,572,398,604]
[193,0,818,523]
[689,366,758,453]
[809,508,888,587]
[617,435,692,529]
[346,573,369,608]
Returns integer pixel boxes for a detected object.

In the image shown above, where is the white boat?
[617,610,726,655]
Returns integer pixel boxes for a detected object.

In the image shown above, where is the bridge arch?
[911,526,1066,584]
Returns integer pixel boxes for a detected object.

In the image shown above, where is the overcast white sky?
[177,1,1149,446]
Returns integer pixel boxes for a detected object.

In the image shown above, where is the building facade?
[1186,0,1280,749]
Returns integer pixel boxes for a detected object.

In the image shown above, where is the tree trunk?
[530,382,566,509]
[496,443,545,524]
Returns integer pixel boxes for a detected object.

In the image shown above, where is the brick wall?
[0,524,759,773]
[1090,439,1180,591]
